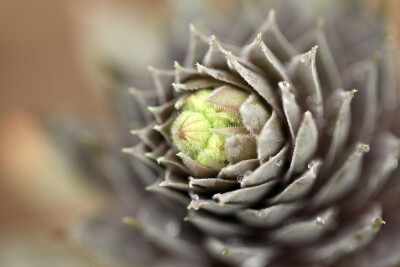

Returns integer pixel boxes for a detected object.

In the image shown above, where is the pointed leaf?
[131,122,163,150]
[157,150,191,176]
[364,133,400,197]
[153,113,177,145]
[287,46,323,120]
[123,204,204,261]
[188,199,243,215]
[256,111,285,162]
[146,179,190,206]
[271,160,322,204]
[174,61,199,84]
[159,171,194,192]
[213,179,276,205]
[238,203,300,227]
[144,143,169,161]
[196,63,252,91]
[279,81,301,138]
[122,143,163,174]
[312,204,384,262]
[288,111,318,175]
[218,159,260,180]
[325,89,356,168]
[189,177,238,193]
[177,152,218,178]
[315,24,343,93]
[203,35,229,69]
[185,212,249,236]
[206,85,249,114]
[206,238,276,266]
[242,33,289,84]
[239,94,271,135]
[148,99,175,124]
[226,135,257,164]
[314,143,369,206]
[253,10,297,62]
[172,78,222,91]
[213,127,249,139]
[271,208,336,244]
[241,145,289,187]
[226,52,281,113]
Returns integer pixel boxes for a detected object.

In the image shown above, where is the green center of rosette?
[171,87,250,170]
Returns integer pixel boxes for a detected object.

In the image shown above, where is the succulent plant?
[65,0,400,266]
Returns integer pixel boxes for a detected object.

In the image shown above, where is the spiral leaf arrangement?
[119,1,400,266]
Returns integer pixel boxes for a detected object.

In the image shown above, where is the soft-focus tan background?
[0,0,168,265]
[0,0,399,266]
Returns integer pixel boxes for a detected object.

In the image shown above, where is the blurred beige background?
[0,0,399,266]
[0,0,166,265]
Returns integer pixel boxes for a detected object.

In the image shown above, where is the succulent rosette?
[66,0,400,266]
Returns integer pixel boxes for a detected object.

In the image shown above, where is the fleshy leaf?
[338,212,400,267]
[241,145,289,187]
[315,22,343,93]
[196,63,252,91]
[213,127,249,139]
[174,93,190,109]
[312,204,384,263]
[279,81,301,138]
[153,113,177,145]
[159,171,194,192]
[172,78,222,91]
[203,35,230,69]
[174,61,199,84]
[122,143,164,174]
[177,152,218,178]
[148,99,176,124]
[237,203,300,227]
[226,135,257,164]
[287,46,323,120]
[314,143,369,207]
[188,198,243,215]
[288,111,318,175]
[146,179,190,206]
[206,85,249,114]
[123,203,204,261]
[225,52,281,112]
[131,122,163,150]
[364,132,400,197]
[271,160,322,204]
[325,89,356,168]
[185,212,249,236]
[256,111,285,163]
[271,208,336,244]
[213,180,276,205]
[242,33,290,84]
[206,238,276,266]
[144,143,169,161]
[157,150,191,176]
[189,177,238,193]
[239,94,271,135]
[218,159,260,180]
[254,10,297,62]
